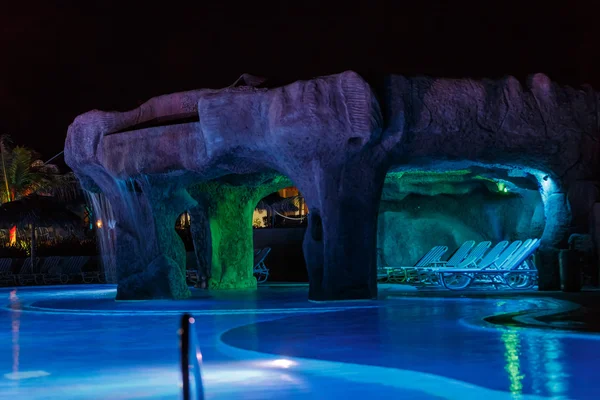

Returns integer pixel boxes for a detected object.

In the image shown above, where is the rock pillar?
[189,175,290,289]
[297,161,386,301]
[115,183,196,300]
[538,186,571,291]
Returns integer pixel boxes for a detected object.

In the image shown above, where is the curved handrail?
[179,313,205,400]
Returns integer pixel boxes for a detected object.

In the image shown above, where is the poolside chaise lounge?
[378,245,449,283]
[429,240,477,268]
[62,256,93,283]
[432,240,521,289]
[456,240,509,269]
[438,238,539,290]
[41,257,69,285]
[416,241,492,284]
[17,258,42,285]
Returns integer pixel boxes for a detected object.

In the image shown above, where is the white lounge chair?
[500,240,539,289]
[429,240,477,268]
[253,247,271,284]
[381,245,449,283]
[418,241,492,284]
[462,240,509,269]
[438,239,539,290]
[450,241,492,267]
[435,240,517,289]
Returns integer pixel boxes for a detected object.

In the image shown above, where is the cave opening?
[377,166,546,276]
[253,185,309,283]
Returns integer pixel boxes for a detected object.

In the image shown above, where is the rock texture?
[379,188,544,268]
[65,71,600,300]
[188,173,291,290]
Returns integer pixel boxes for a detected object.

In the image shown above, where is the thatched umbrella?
[0,194,82,265]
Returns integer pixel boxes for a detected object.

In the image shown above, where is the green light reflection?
[501,330,525,398]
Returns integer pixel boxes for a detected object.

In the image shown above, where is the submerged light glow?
[501,330,524,396]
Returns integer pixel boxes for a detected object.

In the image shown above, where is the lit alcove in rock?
[377,168,545,271]
[185,175,310,289]
[186,173,293,290]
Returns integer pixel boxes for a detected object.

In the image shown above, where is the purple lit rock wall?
[65,71,600,300]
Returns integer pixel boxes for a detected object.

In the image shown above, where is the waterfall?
[86,191,117,284]
[85,177,157,284]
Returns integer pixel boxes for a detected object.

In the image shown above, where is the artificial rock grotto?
[64,71,600,301]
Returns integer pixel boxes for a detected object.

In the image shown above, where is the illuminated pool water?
[0,285,598,399]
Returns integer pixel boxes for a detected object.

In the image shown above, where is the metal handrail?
[179,313,205,400]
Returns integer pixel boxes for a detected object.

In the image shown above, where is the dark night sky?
[0,2,598,166]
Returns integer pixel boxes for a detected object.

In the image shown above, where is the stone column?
[115,183,196,300]
[188,197,212,282]
[296,161,386,301]
[189,175,290,290]
[538,187,571,291]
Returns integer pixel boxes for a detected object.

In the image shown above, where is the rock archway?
[65,71,599,300]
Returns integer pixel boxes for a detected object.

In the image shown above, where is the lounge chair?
[382,245,449,283]
[434,240,517,288]
[438,239,539,290]
[18,258,42,285]
[253,247,271,284]
[0,258,16,286]
[429,240,477,268]
[41,257,69,285]
[62,256,92,283]
[461,240,509,269]
[447,241,491,268]
[417,241,492,284]
[499,240,538,289]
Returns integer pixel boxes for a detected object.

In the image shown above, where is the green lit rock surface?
[189,174,291,290]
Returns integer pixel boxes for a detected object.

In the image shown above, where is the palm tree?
[0,135,13,203]
[0,136,75,202]
[0,134,78,244]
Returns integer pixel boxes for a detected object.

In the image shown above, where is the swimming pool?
[0,285,597,399]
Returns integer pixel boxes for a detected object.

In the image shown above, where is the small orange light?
[96,220,103,229]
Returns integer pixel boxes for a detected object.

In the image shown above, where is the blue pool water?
[0,285,598,399]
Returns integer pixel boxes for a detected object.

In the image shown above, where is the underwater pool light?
[4,370,50,380]
[270,359,297,369]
